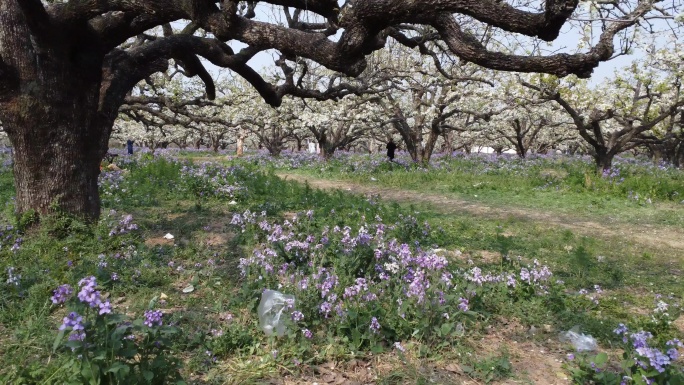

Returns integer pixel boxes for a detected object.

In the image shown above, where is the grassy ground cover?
[0,150,682,384]
[235,150,684,230]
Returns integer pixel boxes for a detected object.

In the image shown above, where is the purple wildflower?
[98,300,112,315]
[51,284,73,304]
[59,312,84,331]
[68,331,86,341]
[143,310,163,327]
[291,311,304,322]
[370,317,380,334]
[77,276,101,308]
[458,297,469,312]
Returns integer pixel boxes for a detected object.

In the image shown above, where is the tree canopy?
[1,0,675,111]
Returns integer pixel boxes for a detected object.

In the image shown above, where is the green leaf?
[119,348,138,358]
[351,329,362,348]
[143,370,154,382]
[106,362,128,374]
[52,329,65,352]
[593,352,608,366]
[440,323,453,335]
[106,314,127,325]
[148,296,159,309]
[669,373,684,385]
[64,340,82,350]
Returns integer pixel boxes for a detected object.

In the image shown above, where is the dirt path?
[277,172,684,251]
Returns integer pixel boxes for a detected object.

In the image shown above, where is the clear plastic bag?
[257,289,295,337]
[559,326,598,352]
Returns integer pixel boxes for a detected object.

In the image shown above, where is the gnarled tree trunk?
[6,106,108,220]
[0,3,111,220]
[593,148,615,172]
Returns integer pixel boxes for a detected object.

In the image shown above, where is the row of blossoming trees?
[116,38,684,170]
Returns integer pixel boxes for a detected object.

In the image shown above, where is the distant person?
[126,139,134,155]
[386,139,397,161]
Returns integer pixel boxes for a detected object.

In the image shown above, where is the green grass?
[266,153,684,229]
[0,153,681,384]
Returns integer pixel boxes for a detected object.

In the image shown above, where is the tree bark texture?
[0,1,111,219]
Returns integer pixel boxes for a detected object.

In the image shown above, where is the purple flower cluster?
[98,170,126,203]
[75,276,112,315]
[291,311,304,322]
[613,324,680,373]
[51,284,73,304]
[369,317,381,333]
[77,276,101,306]
[143,310,163,327]
[457,297,469,312]
[602,167,624,183]
[179,162,245,199]
[109,213,139,236]
[233,209,561,344]
[0,225,23,254]
[466,259,552,293]
[60,312,86,341]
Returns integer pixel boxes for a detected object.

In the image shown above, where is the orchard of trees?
[1,0,683,220]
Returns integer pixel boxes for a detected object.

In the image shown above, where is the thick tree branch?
[123,95,216,109]
[433,1,651,78]
[107,36,280,108]
[339,0,579,57]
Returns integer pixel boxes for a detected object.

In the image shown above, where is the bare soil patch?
[277,173,684,251]
[144,236,174,247]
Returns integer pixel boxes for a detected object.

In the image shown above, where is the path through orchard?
[276,172,684,252]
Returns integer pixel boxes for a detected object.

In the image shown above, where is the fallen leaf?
[445,363,462,374]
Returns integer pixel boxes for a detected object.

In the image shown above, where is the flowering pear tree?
[301,96,384,159]
[368,42,498,163]
[0,0,676,219]
[239,95,306,156]
[522,46,684,170]
[480,76,576,158]
[118,74,231,152]
[631,44,684,167]
[638,111,684,167]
